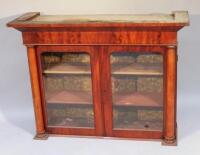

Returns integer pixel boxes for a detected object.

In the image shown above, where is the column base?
[162,137,177,146]
[162,123,178,146]
[34,133,49,140]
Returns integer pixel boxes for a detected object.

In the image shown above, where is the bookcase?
[7,11,189,145]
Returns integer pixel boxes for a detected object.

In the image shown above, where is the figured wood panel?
[22,31,177,45]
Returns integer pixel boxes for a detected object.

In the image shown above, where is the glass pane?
[41,52,94,128]
[111,52,163,131]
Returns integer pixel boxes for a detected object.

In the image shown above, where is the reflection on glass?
[111,52,163,131]
[41,52,94,128]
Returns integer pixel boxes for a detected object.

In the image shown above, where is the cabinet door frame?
[36,45,104,136]
[100,45,166,139]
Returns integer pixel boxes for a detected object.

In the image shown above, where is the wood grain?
[163,46,177,144]
[6,12,188,144]
[22,31,177,45]
[112,130,162,139]
[36,46,104,136]
[27,46,45,135]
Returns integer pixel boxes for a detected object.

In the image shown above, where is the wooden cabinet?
[7,11,189,145]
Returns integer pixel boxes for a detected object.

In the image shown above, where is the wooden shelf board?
[112,63,163,76]
[113,92,163,107]
[43,63,163,76]
[114,120,163,131]
[43,63,91,74]
[46,90,162,108]
[46,90,93,105]
[48,118,94,128]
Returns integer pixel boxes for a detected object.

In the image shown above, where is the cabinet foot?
[162,137,177,146]
[34,133,49,140]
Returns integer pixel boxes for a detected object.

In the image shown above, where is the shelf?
[114,120,163,131]
[46,90,92,105]
[112,63,163,76]
[48,119,94,128]
[43,62,162,76]
[113,92,163,107]
[48,117,94,128]
[43,63,91,75]
[46,90,162,107]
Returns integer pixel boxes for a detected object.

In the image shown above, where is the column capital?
[167,45,176,49]
[26,45,36,48]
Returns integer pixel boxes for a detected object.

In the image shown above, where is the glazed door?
[37,46,104,136]
[101,46,165,139]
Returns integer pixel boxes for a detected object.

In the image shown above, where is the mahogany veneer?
[7,11,189,145]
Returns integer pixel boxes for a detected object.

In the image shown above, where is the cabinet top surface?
[7,11,189,29]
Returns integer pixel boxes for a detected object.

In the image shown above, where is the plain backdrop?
[0,1,200,155]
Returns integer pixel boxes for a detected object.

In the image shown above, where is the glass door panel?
[110,52,163,131]
[41,52,94,128]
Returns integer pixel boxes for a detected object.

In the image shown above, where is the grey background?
[0,14,200,154]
